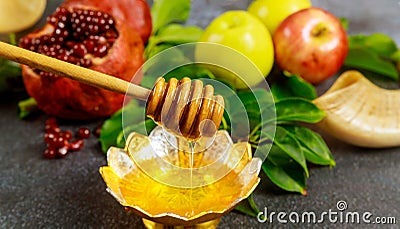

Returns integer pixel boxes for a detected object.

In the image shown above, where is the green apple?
[248,0,311,34]
[0,0,47,33]
[197,10,274,89]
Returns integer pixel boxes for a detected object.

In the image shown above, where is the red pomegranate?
[19,4,145,119]
[65,0,152,43]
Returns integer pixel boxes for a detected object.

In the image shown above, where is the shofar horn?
[313,70,400,148]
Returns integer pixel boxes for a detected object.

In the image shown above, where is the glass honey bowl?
[99,126,262,228]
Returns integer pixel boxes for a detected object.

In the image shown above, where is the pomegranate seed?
[61,30,69,38]
[98,36,107,44]
[42,118,93,159]
[60,130,73,140]
[94,125,102,138]
[44,133,57,145]
[58,48,67,55]
[50,136,68,148]
[57,21,66,29]
[57,146,69,158]
[33,38,40,45]
[74,28,82,35]
[65,41,76,48]
[40,71,49,77]
[45,125,61,134]
[19,38,29,46]
[94,44,108,57]
[105,30,118,39]
[77,127,91,139]
[56,7,67,14]
[92,17,99,24]
[55,28,62,36]
[89,35,99,40]
[40,36,50,44]
[72,43,87,57]
[56,37,65,43]
[59,54,69,62]
[68,139,84,152]
[83,40,95,53]
[79,58,92,67]
[44,148,57,159]
[67,55,79,64]
[38,45,49,53]
[60,15,68,22]
[47,16,58,24]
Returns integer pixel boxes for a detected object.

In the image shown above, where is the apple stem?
[311,24,328,37]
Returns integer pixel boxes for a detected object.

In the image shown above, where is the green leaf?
[163,63,215,82]
[116,119,156,147]
[156,24,203,45]
[9,33,17,46]
[144,24,203,59]
[144,42,175,60]
[269,126,308,177]
[253,142,273,164]
[275,98,325,123]
[283,125,335,166]
[271,74,317,101]
[18,97,39,119]
[142,48,192,88]
[238,89,274,107]
[339,17,349,31]
[262,144,307,195]
[234,194,260,217]
[99,100,148,153]
[236,90,261,130]
[142,63,216,101]
[150,0,191,34]
[228,89,275,135]
[349,33,398,59]
[390,50,400,62]
[0,58,23,92]
[100,110,124,153]
[344,47,399,81]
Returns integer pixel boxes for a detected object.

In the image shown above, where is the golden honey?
[101,160,251,219]
[100,127,261,228]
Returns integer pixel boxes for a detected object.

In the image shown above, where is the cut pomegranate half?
[19,5,144,119]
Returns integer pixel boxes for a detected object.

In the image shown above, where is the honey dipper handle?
[0,41,150,101]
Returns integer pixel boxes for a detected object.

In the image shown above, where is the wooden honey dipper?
[147,77,224,139]
[0,41,224,139]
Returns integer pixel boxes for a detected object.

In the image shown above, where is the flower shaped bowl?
[100,127,262,227]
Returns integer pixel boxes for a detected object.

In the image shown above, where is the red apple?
[273,7,348,84]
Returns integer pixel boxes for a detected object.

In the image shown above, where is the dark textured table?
[1,0,399,228]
